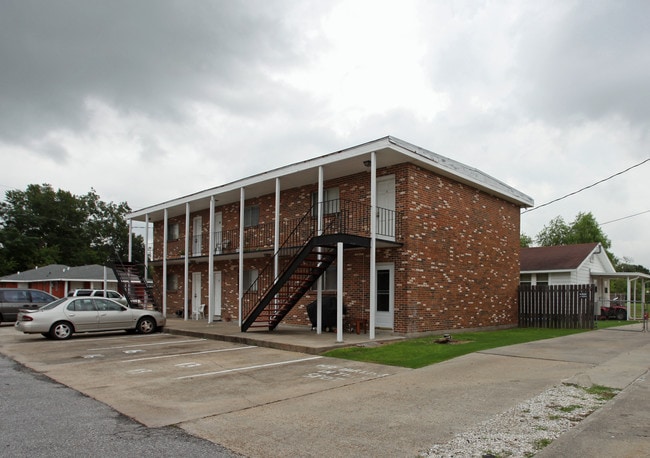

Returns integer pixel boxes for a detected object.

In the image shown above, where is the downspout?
[369,151,377,340]
[184,203,190,320]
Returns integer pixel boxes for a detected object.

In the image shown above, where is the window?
[520,274,531,286]
[244,206,260,227]
[94,298,123,311]
[30,290,55,303]
[312,265,337,291]
[167,274,179,292]
[243,269,259,292]
[311,187,340,216]
[535,273,549,287]
[167,222,180,241]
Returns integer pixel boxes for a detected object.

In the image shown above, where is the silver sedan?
[15,297,166,340]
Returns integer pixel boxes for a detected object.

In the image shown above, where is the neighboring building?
[520,242,650,315]
[128,136,533,336]
[0,264,118,298]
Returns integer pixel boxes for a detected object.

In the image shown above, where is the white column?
[626,277,632,320]
[208,196,215,323]
[316,166,324,335]
[369,151,377,339]
[162,208,168,317]
[184,203,190,320]
[274,178,281,280]
[238,187,245,326]
[336,241,344,343]
[128,219,133,262]
[144,213,149,296]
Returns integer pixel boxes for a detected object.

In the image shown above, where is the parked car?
[0,288,58,324]
[15,296,166,340]
[66,289,128,305]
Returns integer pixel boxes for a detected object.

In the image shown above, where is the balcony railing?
[162,199,402,259]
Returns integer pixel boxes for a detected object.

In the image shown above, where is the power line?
[600,209,650,226]
[522,158,650,214]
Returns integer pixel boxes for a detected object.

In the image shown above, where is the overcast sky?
[1,0,649,267]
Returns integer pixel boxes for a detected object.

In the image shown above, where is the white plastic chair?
[192,303,206,320]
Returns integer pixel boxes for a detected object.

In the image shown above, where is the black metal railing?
[240,199,401,324]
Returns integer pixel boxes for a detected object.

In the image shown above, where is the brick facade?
[149,160,521,334]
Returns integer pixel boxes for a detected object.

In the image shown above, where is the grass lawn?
[323,320,639,369]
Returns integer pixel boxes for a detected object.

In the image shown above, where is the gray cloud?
[0,0,312,146]
[517,0,650,126]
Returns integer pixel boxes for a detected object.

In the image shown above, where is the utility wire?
[522,158,650,214]
[600,209,650,226]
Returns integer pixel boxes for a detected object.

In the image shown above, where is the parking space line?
[88,338,206,351]
[176,356,323,380]
[121,345,257,362]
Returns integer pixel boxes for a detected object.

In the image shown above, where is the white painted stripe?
[121,345,257,362]
[176,356,323,380]
[89,338,206,351]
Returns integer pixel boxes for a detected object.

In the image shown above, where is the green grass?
[324,321,639,369]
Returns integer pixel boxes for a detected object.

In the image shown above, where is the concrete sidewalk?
[165,319,650,457]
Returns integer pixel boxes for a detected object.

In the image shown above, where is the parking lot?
[0,325,404,428]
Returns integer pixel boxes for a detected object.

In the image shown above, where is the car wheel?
[136,317,156,334]
[50,321,73,340]
[616,310,627,321]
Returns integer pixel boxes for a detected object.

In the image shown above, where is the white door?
[375,263,394,328]
[192,216,202,256]
[214,212,223,254]
[377,175,396,240]
[213,271,222,318]
[192,272,202,318]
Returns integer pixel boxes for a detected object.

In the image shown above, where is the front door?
[375,263,394,328]
[377,175,396,240]
[192,272,202,318]
[192,216,202,256]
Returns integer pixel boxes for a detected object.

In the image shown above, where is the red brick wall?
[150,162,521,333]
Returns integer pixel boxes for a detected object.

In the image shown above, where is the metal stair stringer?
[241,233,371,331]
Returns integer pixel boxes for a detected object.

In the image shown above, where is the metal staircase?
[111,261,158,310]
[241,200,373,331]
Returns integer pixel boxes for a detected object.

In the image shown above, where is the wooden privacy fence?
[519,284,596,329]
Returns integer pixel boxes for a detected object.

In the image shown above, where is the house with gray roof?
[0,264,118,298]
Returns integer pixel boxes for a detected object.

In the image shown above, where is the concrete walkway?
[164,317,405,354]
[164,319,650,457]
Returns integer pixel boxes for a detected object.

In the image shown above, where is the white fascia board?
[127,137,394,221]
[128,135,533,220]
[520,269,574,275]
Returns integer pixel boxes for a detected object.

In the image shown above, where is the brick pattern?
[150,162,520,334]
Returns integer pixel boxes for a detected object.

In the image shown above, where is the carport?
[591,271,650,320]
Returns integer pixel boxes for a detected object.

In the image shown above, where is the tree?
[535,216,571,246]
[535,212,611,249]
[520,233,533,247]
[0,184,144,276]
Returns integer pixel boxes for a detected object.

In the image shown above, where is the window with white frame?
[311,187,340,216]
[167,222,180,241]
[243,269,259,292]
[167,273,179,291]
[311,265,337,291]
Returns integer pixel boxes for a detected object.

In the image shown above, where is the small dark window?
[244,206,260,227]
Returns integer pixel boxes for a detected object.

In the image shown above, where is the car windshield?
[40,298,67,310]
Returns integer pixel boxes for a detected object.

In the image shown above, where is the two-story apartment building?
[127,136,533,338]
